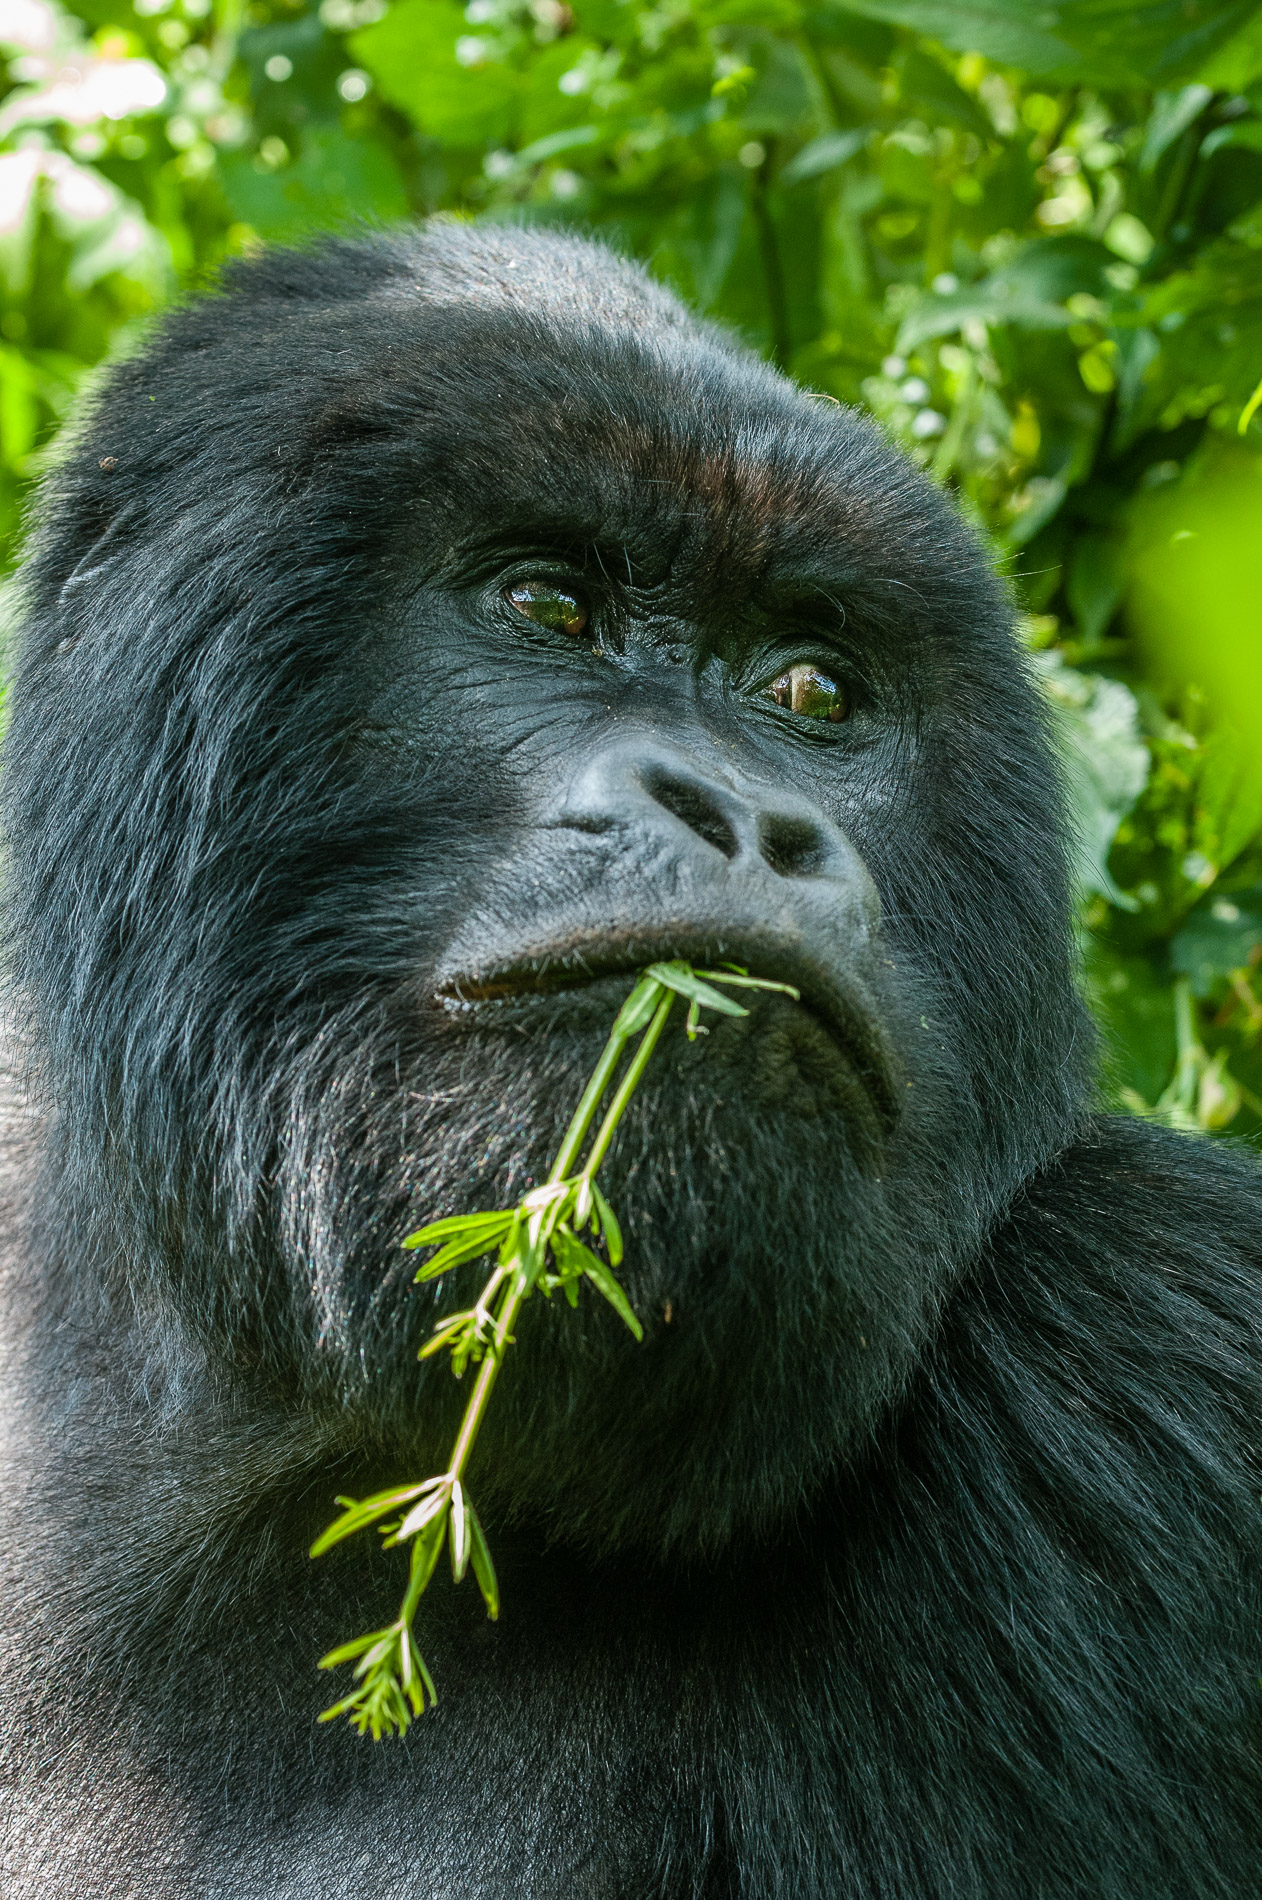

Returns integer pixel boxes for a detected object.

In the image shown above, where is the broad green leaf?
[897,48,993,139]
[513,125,603,168]
[1138,85,1213,174]
[1198,5,1262,83]
[897,236,1110,353]
[1171,893,1262,997]
[838,0,1259,87]
[351,0,518,145]
[1036,652,1149,906]
[1085,941,1180,1110]
[781,129,867,186]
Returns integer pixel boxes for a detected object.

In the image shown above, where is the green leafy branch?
[311,958,797,1740]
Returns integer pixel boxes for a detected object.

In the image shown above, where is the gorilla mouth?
[434,926,902,1140]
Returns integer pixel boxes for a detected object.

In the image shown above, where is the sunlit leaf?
[467,1499,500,1620]
[591,1182,623,1266]
[582,1253,644,1341]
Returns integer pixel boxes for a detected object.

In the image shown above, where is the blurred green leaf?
[1171,892,1262,996]
[839,0,1260,86]
[352,0,520,145]
[221,124,406,237]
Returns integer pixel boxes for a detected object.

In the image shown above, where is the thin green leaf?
[317,1627,394,1671]
[551,1227,600,1281]
[645,962,749,1016]
[413,1228,510,1282]
[310,1480,441,1556]
[591,1182,623,1265]
[612,975,664,1037]
[418,1311,475,1359]
[318,1691,372,1727]
[350,1634,397,1679]
[582,1253,644,1341]
[450,1479,469,1580]
[467,1499,500,1619]
[402,1210,515,1250]
[702,971,800,1000]
[413,1642,437,1709]
[394,1483,452,1542]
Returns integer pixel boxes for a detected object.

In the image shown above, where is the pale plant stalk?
[311,959,797,1740]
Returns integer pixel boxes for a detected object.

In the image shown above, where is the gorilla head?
[1,223,1085,1561]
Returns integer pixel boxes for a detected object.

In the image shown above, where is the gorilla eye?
[763,663,848,723]
[505,582,587,639]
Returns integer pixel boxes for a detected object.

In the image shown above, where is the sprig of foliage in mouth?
[311,958,798,1740]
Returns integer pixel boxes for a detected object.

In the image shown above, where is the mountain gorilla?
[0,223,1259,1898]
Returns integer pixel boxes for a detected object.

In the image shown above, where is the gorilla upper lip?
[434,923,902,1139]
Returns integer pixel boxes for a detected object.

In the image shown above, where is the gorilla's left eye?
[505,582,588,639]
[762,663,848,723]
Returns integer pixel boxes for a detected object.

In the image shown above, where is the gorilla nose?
[562,737,859,886]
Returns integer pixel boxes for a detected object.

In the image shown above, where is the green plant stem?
[313,962,796,1738]
[445,1328,506,1480]
[580,993,674,1179]
[550,1001,642,1180]
[445,984,675,1480]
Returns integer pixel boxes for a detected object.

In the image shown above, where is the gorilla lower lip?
[435,935,901,1140]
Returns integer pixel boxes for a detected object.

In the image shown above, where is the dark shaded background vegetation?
[3,0,1262,1131]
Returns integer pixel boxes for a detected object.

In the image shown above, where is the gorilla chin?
[1,221,1259,1900]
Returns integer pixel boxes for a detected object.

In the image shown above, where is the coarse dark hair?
[0,223,1256,1899]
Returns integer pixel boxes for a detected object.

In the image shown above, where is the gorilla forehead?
[55,223,992,663]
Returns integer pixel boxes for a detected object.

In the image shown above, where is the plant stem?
[446,984,673,1482]
[445,1333,506,1481]
[549,984,650,1181]
[580,994,675,1179]
[314,962,797,1737]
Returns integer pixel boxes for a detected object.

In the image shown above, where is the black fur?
[0,223,1257,1897]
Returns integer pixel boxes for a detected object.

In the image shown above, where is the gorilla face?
[2,226,1087,1557]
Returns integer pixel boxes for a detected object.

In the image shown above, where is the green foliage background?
[3,0,1262,1131]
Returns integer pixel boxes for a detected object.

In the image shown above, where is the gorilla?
[0,222,1259,1899]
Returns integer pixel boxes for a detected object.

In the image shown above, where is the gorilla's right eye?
[505,582,588,639]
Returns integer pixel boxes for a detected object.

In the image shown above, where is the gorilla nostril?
[642,766,741,861]
[759,814,831,878]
